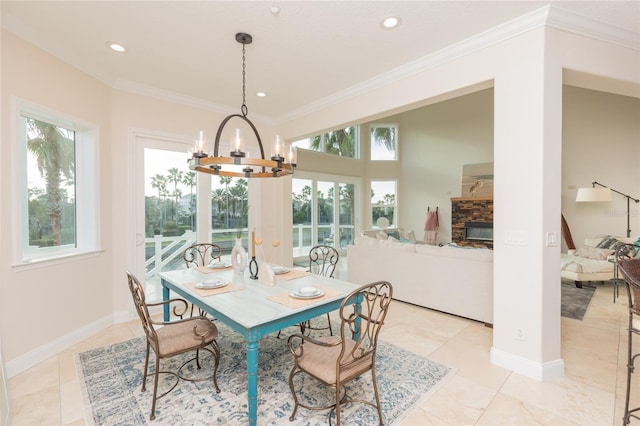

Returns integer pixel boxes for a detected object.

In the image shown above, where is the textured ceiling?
[2,1,638,121]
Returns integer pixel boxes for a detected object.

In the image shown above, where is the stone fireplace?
[451,197,493,248]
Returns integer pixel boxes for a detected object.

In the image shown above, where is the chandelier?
[189,32,296,178]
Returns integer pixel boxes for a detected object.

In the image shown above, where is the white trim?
[490,346,565,381]
[4,311,131,378]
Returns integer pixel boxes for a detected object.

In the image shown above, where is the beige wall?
[561,86,640,247]
[1,31,113,366]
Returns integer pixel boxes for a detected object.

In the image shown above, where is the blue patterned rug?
[76,323,453,425]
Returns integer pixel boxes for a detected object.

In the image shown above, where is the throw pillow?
[596,235,620,250]
[376,231,389,240]
[387,230,400,240]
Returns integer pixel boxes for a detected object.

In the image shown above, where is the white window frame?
[370,123,398,161]
[13,98,101,268]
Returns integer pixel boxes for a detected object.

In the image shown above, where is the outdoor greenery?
[146,172,249,238]
[292,182,356,246]
[26,117,76,248]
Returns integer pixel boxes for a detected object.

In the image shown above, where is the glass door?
[134,135,195,301]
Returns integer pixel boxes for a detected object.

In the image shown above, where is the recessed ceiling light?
[256,92,267,97]
[382,16,400,29]
[107,42,126,53]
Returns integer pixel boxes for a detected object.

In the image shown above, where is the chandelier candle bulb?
[288,146,297,166]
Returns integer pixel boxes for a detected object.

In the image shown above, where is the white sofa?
[561,236,635,286]
[347,236,493,324]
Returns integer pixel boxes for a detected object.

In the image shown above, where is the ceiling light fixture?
[382,16,400,29]
[107,42,126,52]
[189,32,296,178]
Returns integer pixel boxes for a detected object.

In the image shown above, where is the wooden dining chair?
[182,243,223,316]
[286,281,393,425]
[126,271,221,420]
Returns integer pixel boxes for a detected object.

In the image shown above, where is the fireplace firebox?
[464,222,493,241]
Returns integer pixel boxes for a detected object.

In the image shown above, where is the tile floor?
[7,271,637,425]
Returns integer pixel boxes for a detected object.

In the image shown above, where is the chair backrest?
[616,244,640,314]
[125,271,158,345]
[308,245,339,278]
[183,243,223,268]
[337,281,393,370]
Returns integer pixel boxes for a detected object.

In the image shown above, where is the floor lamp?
[576,181,640,238]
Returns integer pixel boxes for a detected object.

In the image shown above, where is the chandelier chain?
[241,42,248,117]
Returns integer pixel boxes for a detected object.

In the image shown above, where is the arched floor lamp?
[576,181,639,237]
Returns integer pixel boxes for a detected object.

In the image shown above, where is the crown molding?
[112,79,276,126]
[277,4,638,124]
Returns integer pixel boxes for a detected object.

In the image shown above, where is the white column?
[490,28,564,380]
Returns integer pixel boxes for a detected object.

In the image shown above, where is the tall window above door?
[291,126,359,159]
[370,124,398,161]
[371,180,397,228]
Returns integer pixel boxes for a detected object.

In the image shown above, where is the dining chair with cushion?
[286,280,393,425]
[615,244,640,424]
[183,243,224,316]
[126,271,221,420]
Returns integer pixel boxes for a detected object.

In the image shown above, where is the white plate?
[272,266,290,275]
[208,262,231,269]
[195,279,228,289]
[289,288,324,299]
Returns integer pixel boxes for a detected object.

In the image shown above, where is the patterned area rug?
[76,323,453,425]
[561,280,597,320]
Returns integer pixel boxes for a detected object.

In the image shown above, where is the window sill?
[12,249,105,272]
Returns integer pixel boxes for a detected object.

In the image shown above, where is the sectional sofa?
[347,236,493,324]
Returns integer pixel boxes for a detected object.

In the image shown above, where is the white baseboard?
[5,309,132,378]
[490,346,565,381]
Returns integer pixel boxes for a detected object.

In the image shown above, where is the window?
[371,180,397,227]
[17,105,99,265]
[292,173,359,259]
[291,126,360,159]
[370,124,398,160]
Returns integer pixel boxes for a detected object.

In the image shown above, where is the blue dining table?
[160,266,359,426]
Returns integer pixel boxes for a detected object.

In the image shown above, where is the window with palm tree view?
[291,126,359,158]
[370,124,398,160]
[21,113,98,262]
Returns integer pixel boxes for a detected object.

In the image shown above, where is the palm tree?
[371,126,397,151]
[310,127,356,157]
[219,176,232,228]
[166,167,183,225]
[183,171,196,229]
[150,174,167,229]
[211,188,226,226]
[26,118,75,246]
